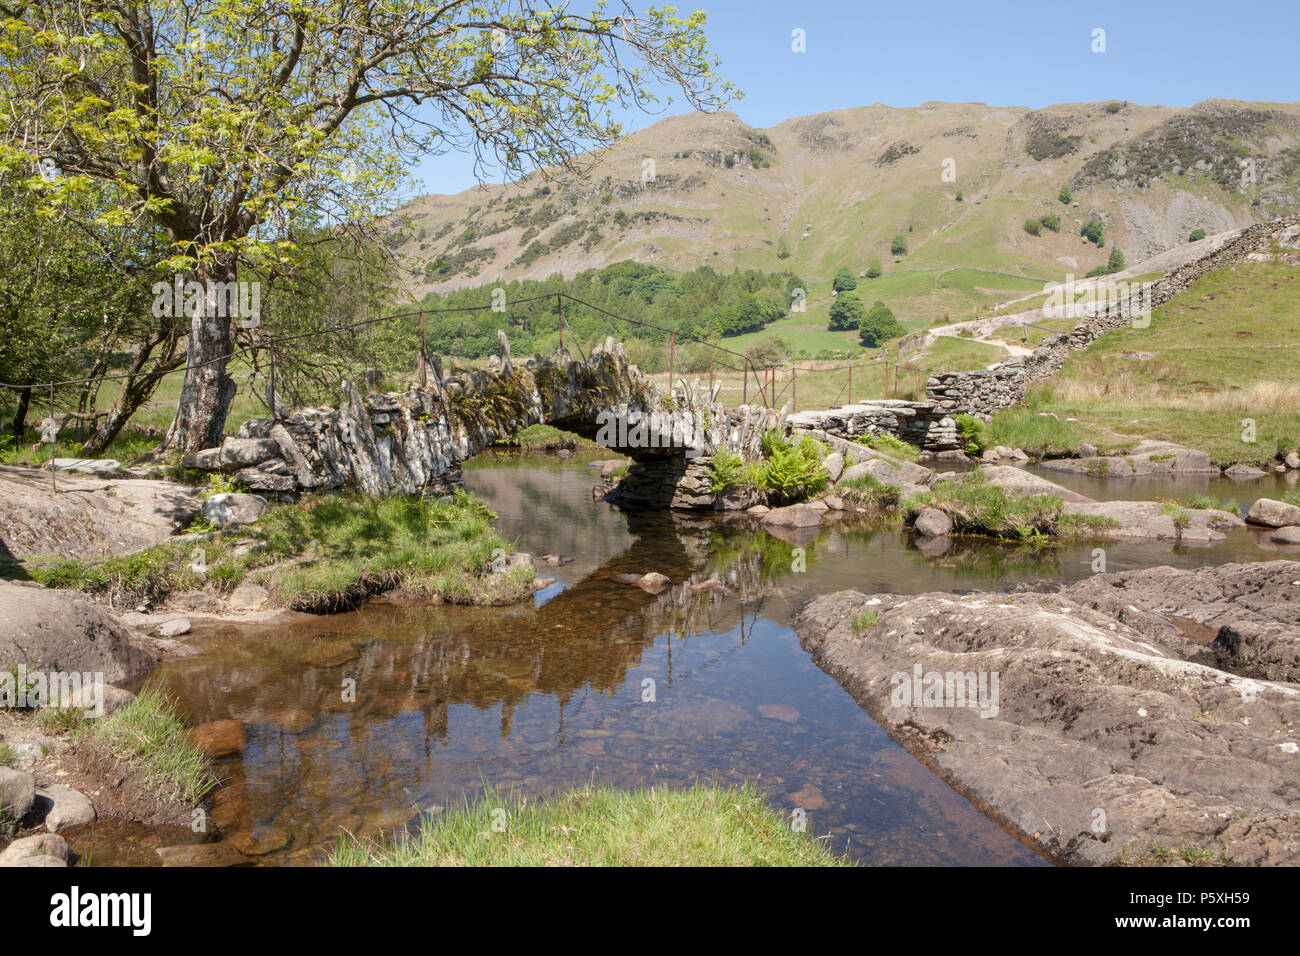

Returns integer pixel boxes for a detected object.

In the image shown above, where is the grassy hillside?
[385,99,1300,321]
[1024,257,1300,464]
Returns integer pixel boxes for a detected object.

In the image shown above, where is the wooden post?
[418,311,427,387]
[847,364,853,404]
[557,293,563,352]
[709,360,714,396]
[791,365,797,412]
[269,346,277,421]
[669,331,675,391]
[48,383,56,494]
[743,361,748,405]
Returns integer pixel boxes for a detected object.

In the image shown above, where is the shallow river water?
[83,456,1294,866]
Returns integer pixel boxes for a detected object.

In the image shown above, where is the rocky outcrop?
[0,465,199,560]
[786,401,959,451]
[1063,500,1243,543]
[793,561,1300,865]
[1038,441,1218,477]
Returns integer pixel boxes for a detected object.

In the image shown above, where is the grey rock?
[50,458,121,475]
[0,766,36,822]
[0,581,157,685]
[1246,498,1300,528]
[36,784,96,832]
[822,452,844,484]
[0,833,70,865]
[1270,526,1300,545]
[203,492,268,528]
[760,504,823,529]
[913,507,953,537]
[59,683,135,718]
[228,582,270,611]
[220,437,280,468]
[158,617,192,638]
[1225,464,1269,480]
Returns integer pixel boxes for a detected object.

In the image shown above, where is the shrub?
[1189,228,1207,242]
[890,233,908,256]
[1081,220,1104,245]
[832,267,858,292]
[744,334,789,369]
[1023,218,1042,236]
[1105,101,1124,114]
[1058,185,1073,204]
[865,257,883,279]
[1040,213,1061,232]
[858,300,903,348]
[708,450,745,493]
[828,291,865,331]
[751,432,829,502]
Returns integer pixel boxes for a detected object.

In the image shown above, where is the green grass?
[983,405,1124,459]
[837,472,902,509]
[492,423,597,452]
[10,491,533,614]
[325,782,847,867]
[0,741,17,768]
[1282,489,1300,508]
[907,336,1008,374]
[1024,260,1300,465]
[852,608,879,630]
[903,470,1062,539]
[853,432,919,461]
[1057,513,1121,539]
[94,685,216,805]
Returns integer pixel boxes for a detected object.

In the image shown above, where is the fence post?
[269,345,277,422]
[418,311,427,387]
[847,364,852,405]
[742,361,748,405]
[791,365,796,412]
[709,360,714,396]
[669,331,675,392]
[48,383,56,494]
[557,293,563,353]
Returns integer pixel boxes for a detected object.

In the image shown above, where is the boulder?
[1286,451,1300,470]
[1270,526,1300,545]
[0,832,70,866]
[227,582,269,611]
[760,504,823,529]
[155,842,248,867]
[1064,500,1242,542]
[203,493,268,527]
[232,468,296,493]
[913,508,953,538]
[50,458,121,475]
[0,581,157,685]
[978,465,1093,504]
[822,452,844,484]
[1246,498,1300,528]
[0,766,36,822]
[158,618,192,638]
[636,572,671,595]
[36,784,96,832]
[1225,463,1269,480]
[58,683,135,718]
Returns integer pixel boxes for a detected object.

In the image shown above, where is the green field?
[1027,259,1300,464]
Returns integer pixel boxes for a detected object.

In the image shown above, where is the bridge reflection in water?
[136,459,1047,867]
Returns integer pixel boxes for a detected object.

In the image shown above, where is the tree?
[1081,220,1105,246]
[828,292,865,331]
[1059,185,1073,204]
[1106,247,1126,273]
[1023,218,1042,236]
[890,234,908,256]
[3,2,736,452]
[865,257,883,279]
[858,300,903,348]
[832,267,858,293]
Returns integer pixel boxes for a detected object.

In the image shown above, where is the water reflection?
[109,453,1291,867]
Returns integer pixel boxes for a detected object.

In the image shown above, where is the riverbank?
[327,782,847,866]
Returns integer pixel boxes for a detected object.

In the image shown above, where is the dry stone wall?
[926,215,1300,417]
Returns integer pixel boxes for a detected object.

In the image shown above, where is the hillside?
[385,99,1300,320]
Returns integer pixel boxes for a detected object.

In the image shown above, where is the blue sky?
[408,0,1300,197]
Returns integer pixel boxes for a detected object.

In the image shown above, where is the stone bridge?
[182,332,777,499]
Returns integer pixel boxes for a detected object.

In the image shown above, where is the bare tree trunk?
[160,260,238,454]
[10,387,31,438]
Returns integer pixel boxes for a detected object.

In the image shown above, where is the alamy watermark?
[1,666,106,718]
[152,273,261,328]
[1042,273,1152,328]
[890,663,999,718]
[594,409,705,459]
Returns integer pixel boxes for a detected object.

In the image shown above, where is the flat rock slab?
[1064,499,1243,542]
[977,464,1093,504]
[794,565,1300,866]
[1039,442,1219,478]
[0,466,199,560]
[50,458,122,475]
